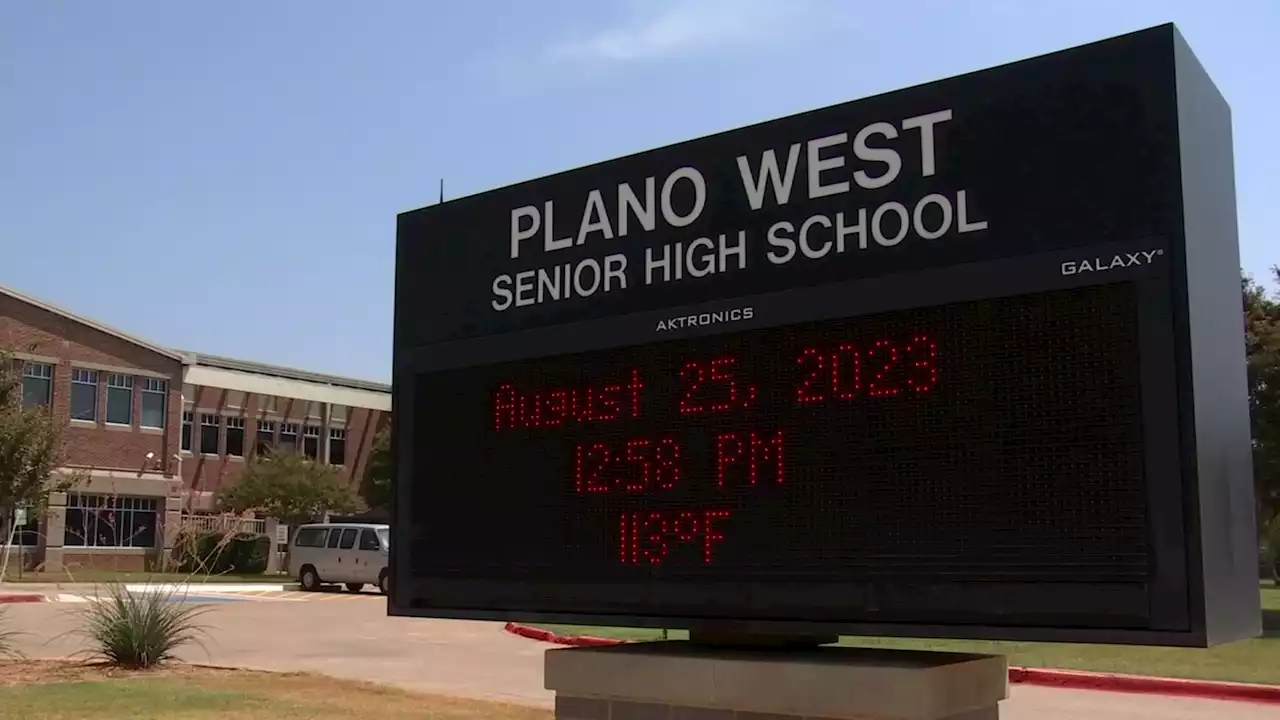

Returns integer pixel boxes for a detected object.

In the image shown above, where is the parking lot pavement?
[2,600,1275,718]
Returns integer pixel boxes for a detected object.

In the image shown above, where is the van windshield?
[377,527,390,548]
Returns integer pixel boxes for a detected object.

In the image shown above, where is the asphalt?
[1,599,1275,718]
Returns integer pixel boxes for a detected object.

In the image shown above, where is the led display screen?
[409,283,1147,590]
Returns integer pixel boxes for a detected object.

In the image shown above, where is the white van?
[288,522,390,594]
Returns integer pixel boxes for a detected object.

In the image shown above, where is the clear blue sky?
[3,1,1276,383]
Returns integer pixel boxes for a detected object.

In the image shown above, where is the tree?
[1245,268,1280,520]
[216,449,359,529]
[0,348,74,577]
[360,426,391,511]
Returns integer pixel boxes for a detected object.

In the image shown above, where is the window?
[63,494,157,548]
[293,526,327,548]
[306,401,323,420]
[199,413,220,455]
[338,528,357,550]
[3,507,39,547]
[279,422,299,453]
[255,420,276,455]
[328,428,347,466]
[325,528,342,549]
[21,362,52,408]
[376,527,390,549]
[181,411,194,451]
[224,390,244,409]
[140,377,167,428]
[330,404,347,423]
[105,374,133,425]
[303,425,321,460]
[70,368,99,421]
[225,416,245,457]
[358,529,381,551]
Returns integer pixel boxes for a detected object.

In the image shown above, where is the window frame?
[255,419,276,456]
[328,427,347,466]
[140,377,167,429]
[62,493,159,549]
[105,373,134,426]
[337,528,358,550]
[225,416,246,457]
[181,410,194,452]
[21,362,53,408]
[279,422,299,454]
[70,367,99,421]
[199,413,220,455]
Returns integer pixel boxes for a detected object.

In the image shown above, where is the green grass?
[535,586,1280,687]
[1,571,287,584]
[0,666,550,720]
[1263,583,1280,611]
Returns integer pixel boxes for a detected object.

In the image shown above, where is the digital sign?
[391,24,1261,647]
[413,284,1146,584]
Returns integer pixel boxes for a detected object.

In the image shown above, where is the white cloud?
[550,0,828,63]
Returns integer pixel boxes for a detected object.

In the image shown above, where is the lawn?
[0,662,549,720]
[535,585,1280,687]
[1,571,288,584]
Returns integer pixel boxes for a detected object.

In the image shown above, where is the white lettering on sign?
[490,108,989,311]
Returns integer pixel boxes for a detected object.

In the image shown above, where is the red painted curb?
[504,622,626,648]
[502,623,1280,705]
[0,594,45,604]
[1007,667,1280,705]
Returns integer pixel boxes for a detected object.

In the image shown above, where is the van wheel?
[378,569,389,595]
[345,583,364,593]
[299,565,321,591]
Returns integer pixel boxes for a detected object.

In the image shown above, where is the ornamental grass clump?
[78,582,209,668]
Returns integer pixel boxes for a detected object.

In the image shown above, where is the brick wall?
[0,292,183,475]
[181,385,387,497]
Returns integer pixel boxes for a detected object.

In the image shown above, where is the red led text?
[619,509,731,565]
[575,437,681,493]
[679,356,758,414]
[796,335,938,404]
[716,430,785,487]
[493,368,645,431]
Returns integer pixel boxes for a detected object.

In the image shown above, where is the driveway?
[3,598,1274,719]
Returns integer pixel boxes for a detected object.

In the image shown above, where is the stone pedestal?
[545,642,1007,720]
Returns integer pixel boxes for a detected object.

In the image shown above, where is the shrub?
[172,529,270,576]
[78,583,208,668]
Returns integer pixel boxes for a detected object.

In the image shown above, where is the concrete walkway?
[2,600,1274,718]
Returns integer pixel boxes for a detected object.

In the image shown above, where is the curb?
[502,623,1280,706]
[0,594,46,604]
[123,584,285,594]
[503,622,629,648]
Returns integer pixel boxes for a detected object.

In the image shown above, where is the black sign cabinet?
[390,24,1261,647]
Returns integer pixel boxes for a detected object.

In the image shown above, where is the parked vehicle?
[288,522,390,594]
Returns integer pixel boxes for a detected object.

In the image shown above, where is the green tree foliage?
[1245,268,1280,519]
[0,348,73,543]
[216,449,358,528]
[360,426,392,510]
